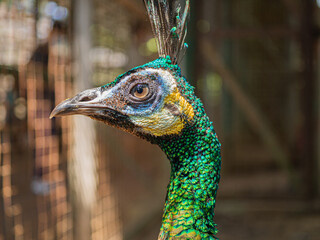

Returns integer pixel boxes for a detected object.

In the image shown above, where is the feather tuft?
[143,0,190,64]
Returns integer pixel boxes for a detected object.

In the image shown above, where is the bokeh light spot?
[44,1,58,17]
[146,38,158,53]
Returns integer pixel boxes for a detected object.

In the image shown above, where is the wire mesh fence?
[0,1,122,239]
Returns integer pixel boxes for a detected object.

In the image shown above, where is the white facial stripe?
[118,68,177,91]
[142,68,177,92]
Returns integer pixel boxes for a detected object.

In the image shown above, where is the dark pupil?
[136,85,144,94]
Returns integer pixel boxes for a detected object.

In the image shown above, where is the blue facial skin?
[119,71,165,116]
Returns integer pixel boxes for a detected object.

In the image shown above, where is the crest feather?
[143,0,190,64]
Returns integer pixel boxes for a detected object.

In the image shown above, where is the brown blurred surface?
[1,0,320,240]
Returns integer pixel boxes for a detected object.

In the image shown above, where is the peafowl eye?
[51,1,222,239]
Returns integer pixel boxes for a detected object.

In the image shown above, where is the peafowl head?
[51,0,194,144]
[50,57,196,143]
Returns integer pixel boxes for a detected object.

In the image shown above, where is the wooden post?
[72,0,97,239]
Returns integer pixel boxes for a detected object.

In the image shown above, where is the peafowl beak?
[50,87,125,121]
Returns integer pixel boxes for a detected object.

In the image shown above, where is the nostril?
[79,96,92,102]
[79,95,96,102]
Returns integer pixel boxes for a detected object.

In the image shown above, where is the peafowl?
[50,0,221,239]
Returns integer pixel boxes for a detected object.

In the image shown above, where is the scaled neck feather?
[155,89,221,240]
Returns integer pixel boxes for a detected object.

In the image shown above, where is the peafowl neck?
[157,106,221,239]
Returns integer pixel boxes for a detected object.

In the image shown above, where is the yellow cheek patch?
[142,111,185,136]
[131,88,194,136]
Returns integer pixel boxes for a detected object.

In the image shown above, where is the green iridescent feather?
[155,60,221,240]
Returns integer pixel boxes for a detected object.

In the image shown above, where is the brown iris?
[132,84,149,99]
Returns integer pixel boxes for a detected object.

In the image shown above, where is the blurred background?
[0,0,319,239]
